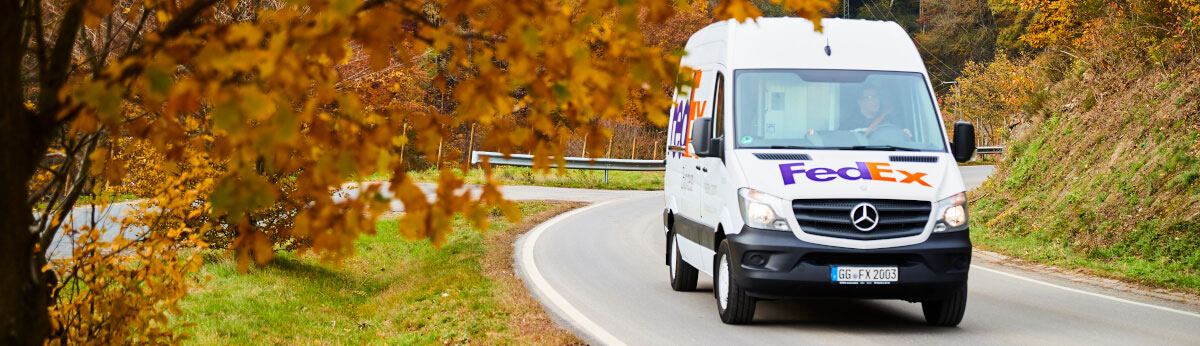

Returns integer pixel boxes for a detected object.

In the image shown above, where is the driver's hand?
[904,128,913,137]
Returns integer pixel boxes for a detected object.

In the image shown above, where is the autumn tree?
[1,0,834,343]
[941,54,1037,145]
[911,0,1003,89]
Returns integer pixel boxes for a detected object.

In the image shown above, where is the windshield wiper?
[766,145,822,149]
[836,145,923,152]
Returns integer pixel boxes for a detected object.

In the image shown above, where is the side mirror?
[690,117,722,158]
[951,121,976,163]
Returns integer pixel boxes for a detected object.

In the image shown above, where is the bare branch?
[122,8,150,55]
[37,0,85,133]
[40,133,101,252]
[56,0,222,129]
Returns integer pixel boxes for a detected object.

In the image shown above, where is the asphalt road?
[44,182,648,259]
[517,166,1200,345]
[958,165,996,190]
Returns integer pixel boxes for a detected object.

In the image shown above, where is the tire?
[922,284,968,326]
[715,240,756,324]
[669,233,698,291]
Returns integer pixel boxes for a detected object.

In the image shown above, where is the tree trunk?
[0,48,52,346]
[399,123,408,164]
[0,105,53,346]
[630,134,637,159]
[1,2,59,343]
[465,123,475,170]
[605,134,614,158]
[0,113,50,346]
[580,133,588,158]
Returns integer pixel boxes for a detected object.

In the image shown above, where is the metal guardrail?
[470,151,665,183]
[470,151,666,171]
[976,146,1004,155]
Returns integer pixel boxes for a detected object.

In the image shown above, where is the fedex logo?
[667,99,692,159]
[666,70,706,159]
[779,162,932,187]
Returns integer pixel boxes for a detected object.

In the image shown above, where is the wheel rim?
[669,236,677,280]
[718,253,730,310]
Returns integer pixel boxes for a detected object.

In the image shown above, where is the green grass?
[33,192,139,211]
[970,220,1200,292]
[179,202,581,345]
[377,166,664,191]
[970,132,1200,293]
[960,155,1002,166]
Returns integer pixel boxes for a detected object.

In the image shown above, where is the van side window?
[712,72,725,138]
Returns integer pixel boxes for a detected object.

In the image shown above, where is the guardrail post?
[604,170,609,184]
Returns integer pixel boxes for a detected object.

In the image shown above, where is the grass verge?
[33,192,139,211]
[180,201,584,345]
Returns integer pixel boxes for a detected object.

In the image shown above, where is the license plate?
[831,266,898,284]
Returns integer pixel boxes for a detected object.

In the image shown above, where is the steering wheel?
[867,123,911,142]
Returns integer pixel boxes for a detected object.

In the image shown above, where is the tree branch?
[117,0,222,77]
[37,0,85,133]
[40,133,101,252]
[55,0,223,129]
[122,8,151,55]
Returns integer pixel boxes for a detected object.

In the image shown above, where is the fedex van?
[663,18,977,326]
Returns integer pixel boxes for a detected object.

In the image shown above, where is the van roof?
[682,17,926,73]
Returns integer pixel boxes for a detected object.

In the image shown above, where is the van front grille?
[889,155,938,163]
[754,153,811,160]
[792,199,931,240]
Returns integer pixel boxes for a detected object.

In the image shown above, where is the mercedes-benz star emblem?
[850,203,879,232]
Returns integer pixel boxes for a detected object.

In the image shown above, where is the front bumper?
[727,226,971,300]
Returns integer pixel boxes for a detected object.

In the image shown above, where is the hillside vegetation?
[972,59,1200,292]
[950,1,1200,292]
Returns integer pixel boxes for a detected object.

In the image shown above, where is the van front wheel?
[922,284,968,326]
[715,240,756,324]
[669,233,698,291]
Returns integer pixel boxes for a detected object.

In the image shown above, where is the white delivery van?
[663,17,977,326]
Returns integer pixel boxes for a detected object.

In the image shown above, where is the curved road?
[518,166,1200,345]
[44,182,651,259]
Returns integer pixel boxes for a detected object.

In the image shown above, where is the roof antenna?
[824,38,832,56]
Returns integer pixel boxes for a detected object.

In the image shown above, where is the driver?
[840,86,911,137]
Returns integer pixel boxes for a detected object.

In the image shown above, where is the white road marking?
[971,264,1200,319]
[520,200,629,346]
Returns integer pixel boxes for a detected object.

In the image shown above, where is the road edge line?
[517,199,630,346]
[971,264,1200,319]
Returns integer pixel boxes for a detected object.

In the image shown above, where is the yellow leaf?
[715,0,762,23]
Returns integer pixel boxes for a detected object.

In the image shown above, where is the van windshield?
[733,70,946,152]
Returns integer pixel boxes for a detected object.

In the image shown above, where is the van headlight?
[738,188,791,231]
[933,192,968,232]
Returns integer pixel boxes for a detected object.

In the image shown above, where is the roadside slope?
[971,59,1200,293]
